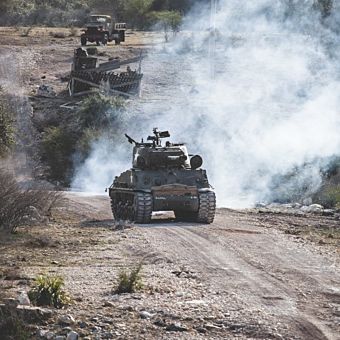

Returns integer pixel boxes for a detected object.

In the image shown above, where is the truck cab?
[81,15,126,46]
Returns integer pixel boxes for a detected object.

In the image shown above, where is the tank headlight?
[190,155,203,170]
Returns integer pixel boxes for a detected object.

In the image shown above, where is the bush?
[314,185,340,208]
[28,274,70,308]
[149,10,182,41]
[40,127,78,185]
[114,263,143,294]
[78,94,126,129]
[0,88,15,157]
[0,169,62,233]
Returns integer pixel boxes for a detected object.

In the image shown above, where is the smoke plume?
[73,0,340,207]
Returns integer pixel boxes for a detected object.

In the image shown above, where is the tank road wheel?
[110,198,118,220]
[134,192,153,224]
[110,194,134,222]
[197,191,216,224]
[81,36,87,46]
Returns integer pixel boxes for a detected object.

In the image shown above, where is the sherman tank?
[108,129,216,224]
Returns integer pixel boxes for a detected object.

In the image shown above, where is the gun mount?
[108,129,216,224]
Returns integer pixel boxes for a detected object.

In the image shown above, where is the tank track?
[110,192,152,224]
[175,191,216,224]
[134,192,153,224]
[197,191,216,224]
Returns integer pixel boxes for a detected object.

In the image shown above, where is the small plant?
[20,27,33,37]
[114,263,143,294]
[28,275,70,308]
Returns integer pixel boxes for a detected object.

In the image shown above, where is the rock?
[3,298,18,308]
[204,323,221,330]
[78,321,88,329]
[103,300,114,307]
[37,329,55,339]
[333,308,340,317]
[18,291,30,306]
[196,327,207,334]
[301,204,323,214]
[45,332,55,340]
[55,337,66,340]
[165,323,188,332]
[323,209,335,216]
[16,306,53,323]
[139,311,154,319]
[59,314,75,325]
[302,197,313,205]
[37,84,56,98]
[37,329,48,338]
[154,319,167,327]
[61,327,73,334]
[186,299,207,305]
[67,331,79,340]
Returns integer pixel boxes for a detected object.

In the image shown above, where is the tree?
[123,0,155,29]
[151,10,182,41]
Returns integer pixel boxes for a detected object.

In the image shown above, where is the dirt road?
[9,192,336,340]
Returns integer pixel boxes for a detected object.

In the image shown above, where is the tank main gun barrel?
[125,134,138,145]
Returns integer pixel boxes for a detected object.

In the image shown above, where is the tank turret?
[108,129,216,224]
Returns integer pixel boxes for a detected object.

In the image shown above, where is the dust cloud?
[73,0,340,207]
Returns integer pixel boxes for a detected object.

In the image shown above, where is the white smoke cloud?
[73,0,340,207]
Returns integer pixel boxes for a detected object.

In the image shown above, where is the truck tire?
[103,34,108,46]
[81,37,87,46]
[114,39,120,45]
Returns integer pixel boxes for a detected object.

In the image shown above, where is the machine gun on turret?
[147,128,170,147]
[125,128,170,147]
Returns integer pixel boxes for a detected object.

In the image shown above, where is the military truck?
[108,129,216,224]
[80,15,126,46]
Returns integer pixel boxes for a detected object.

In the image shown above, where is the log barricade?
[69,49,143,97]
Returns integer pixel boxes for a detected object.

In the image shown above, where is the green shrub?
[149,10,182,41]
[0,88,15,157]
[114,263,143,294]
[78,94,126,129]
[314,185,340,209]
[40,127,78,185]
[28,275,70,308]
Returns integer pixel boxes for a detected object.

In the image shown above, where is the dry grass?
[0,169,62,233]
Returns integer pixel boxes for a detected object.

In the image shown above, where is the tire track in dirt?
[142,223,339,340]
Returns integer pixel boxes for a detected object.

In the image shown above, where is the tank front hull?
[151,184,199,212]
